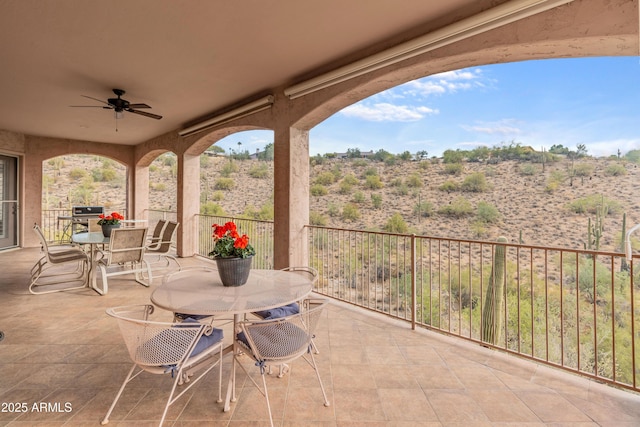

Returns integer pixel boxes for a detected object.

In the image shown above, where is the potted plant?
[97,211,124,237]
[208,221,255,286]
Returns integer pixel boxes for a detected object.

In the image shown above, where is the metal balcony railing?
[307,224,640,393]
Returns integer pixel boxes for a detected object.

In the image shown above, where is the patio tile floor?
[2,247,640,426]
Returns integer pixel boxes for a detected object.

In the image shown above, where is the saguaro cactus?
[482,236,508,345]
[621,212,629,271]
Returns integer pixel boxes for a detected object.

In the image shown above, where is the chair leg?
[101,364,137,425]
[261,372,275,427]
[309,352,330,407]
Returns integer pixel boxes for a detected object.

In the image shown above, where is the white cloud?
[340,102,438,122]
[461,120,522,136]
[403,68,486,97]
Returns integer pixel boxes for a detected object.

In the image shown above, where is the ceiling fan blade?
[128,103,151,109]
[127,108,162,120]
[81,95,111,106]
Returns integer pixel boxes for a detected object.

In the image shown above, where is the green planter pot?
[215,256,253,286]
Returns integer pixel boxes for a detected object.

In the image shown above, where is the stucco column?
[273,126,309,269]
[177,152,200,257]
[23,151,42,247]
[131,165,149,221]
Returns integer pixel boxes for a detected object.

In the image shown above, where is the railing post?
[411,233,416,330]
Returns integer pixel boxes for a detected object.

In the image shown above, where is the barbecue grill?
[71,206,104,234]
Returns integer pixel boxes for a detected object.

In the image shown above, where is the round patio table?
[150,266,314,411]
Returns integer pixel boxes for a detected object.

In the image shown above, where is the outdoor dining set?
[27,218,330,427]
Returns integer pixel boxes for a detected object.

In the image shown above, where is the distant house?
[334,150,374,159]
[249,149,263,160]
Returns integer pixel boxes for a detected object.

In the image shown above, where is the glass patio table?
[150,266,314,411]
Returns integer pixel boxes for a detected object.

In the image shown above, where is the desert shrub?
[214,177,235,190]
[574,163,594,177]
[161,153,176,167]
[605,164,627,176]
[567,194,620,215]
[310,184,328,196]
[461,172,488,192]
[439,180,459,192]
[69,168,87,180]
[315,171,335,185]
[371,194,382,209]
[309,211,327,226]
[545,181,559,193]
[201,201,225,215]
[476,201,500,224]
[625,149,640,163]
[443,163,463,175]
[338,180,353,195]
[352,191,365,203]
[470,221,488,239]
[243,202,273,220]
[384,213,408,233]
[151,183,166,191]
[211,191,224,201]
[438,197,473,217]
[149,164,158,173]
[413,201,435,217]
[220,161,238,177]
[342,203,360,221]
[364,175,383,189]
[384,156,397,166]
[363,167,378,177]
[519,164,538,176]
[389,178,403,187]
[310,154,325,166]
[351,159,368,167]
[406,173,423,188]
[327,203,340,217]
[330,164,343,180]
[418,161,429,170]
[395,183,409,196]
[248,163,269,179]
[442,149,465,163]
[341,173,358,186]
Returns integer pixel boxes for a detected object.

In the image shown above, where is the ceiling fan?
[71,88,162,120]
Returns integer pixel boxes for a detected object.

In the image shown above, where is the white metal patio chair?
[251,266,320,376]
[29,224,89,294]
[145,219,167,250]
[145,220,181,272]
[93,227,151,295]
[233,298,330,427]
[101,304,224,427]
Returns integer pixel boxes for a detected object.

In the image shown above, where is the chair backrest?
[106,228,148,265]
[106,304,206,367]
[33,224,50,255]
[155,221,179,254]
[280,266,318,285]
[88,218,101,232]
[147,220,167,250]
[239,298,328,364]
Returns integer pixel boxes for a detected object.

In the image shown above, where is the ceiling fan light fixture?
[115,110,124,119]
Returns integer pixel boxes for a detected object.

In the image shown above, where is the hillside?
[43,154,640,252]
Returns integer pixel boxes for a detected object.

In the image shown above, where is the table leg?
[223,313,241,412]
[87,243,103,295]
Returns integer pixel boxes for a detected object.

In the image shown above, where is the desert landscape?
[43,150,640,252]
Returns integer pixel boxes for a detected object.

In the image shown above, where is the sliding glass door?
[0,155,18,249]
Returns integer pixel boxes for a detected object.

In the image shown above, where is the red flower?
[234,234,249,249]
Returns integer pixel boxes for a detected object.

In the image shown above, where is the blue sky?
[215,56,640,158]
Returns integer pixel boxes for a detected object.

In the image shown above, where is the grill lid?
[72,206,104,217]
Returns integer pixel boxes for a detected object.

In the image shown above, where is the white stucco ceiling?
[0,0,511,145]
